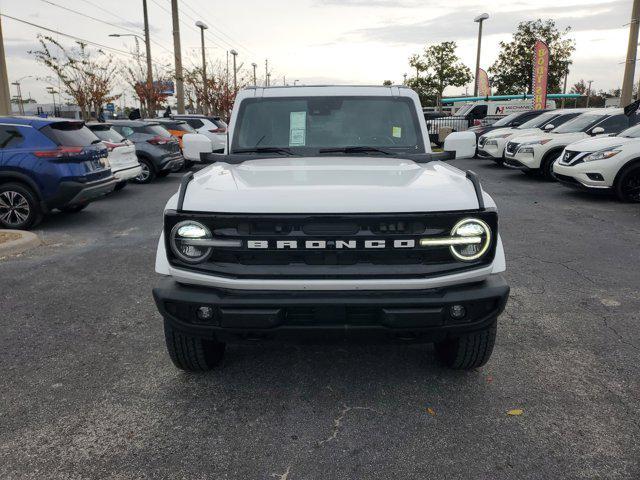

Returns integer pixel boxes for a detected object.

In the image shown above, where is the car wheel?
[434,321,496,370]
[0,183,43,230]
[59,203,88,213]
[541,152,560,180]
[615,163,640,203]
[163,319,226,372]
[133,158,156,184]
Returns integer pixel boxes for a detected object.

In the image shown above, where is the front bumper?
[45,176,118,210]
[552,161,614,190]
[158,153,184,172]
[153,274,509,343]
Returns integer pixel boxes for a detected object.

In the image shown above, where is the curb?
[0,229,42,257]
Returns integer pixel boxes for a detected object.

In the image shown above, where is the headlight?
[521,139,552,147]
[170,220,213,263]
[485,139,498,146]
[420,218,491,262]
[584,146,622,162]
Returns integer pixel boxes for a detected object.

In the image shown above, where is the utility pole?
[265,59,269,86]
[196,21,209,114]
[230,49,238,92]
[11,81,23,115]
[403,73,407,85]
[561,68,569,109]
[142,0,154,116]
[251,62,257,85]
[473,13,489,97]
[171,0,185,113]
[586,80,593,107]
[266,72,271,87]
[0,15,12,115]
[621,0,640,107]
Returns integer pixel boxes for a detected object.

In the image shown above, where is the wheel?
[163,319,226,372]
[541,152,561,180]
[133,158,156,184]
[113,181,127,192]
[59,203,88,213]
[615,163,640,203]
[0,183,43,230]
[434,322,497,370]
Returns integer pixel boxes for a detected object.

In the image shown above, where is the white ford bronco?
[153,85,509,371]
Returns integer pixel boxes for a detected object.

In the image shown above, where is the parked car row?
[0,115,223,229]
[474,108,639,202]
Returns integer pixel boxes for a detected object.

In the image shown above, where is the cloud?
[342,0,627,45]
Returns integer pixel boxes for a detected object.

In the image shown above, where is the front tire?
[541,152,561,180]
[133,158,156,184]
[0,183,43,230]
[163,319,226,372]
[615,163,640,203]
[434,322,497,370]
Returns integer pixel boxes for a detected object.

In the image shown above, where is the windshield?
[164,122,195,133]
[553,114,606,133]
[134,125,173,137]
[232,96,424,154]
[455,104,474,116]
[41,122,100,146]
[89,126,125,143]
[618,124,640,138]
[518,112,557,129]
[492,113,521,127]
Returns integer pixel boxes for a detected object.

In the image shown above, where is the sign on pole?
[532,40,549,110]
[477,68,490,97]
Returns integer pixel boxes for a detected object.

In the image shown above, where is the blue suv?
[0,117,117,229]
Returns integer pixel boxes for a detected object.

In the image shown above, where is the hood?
[565,135,635,152]
[181,157,488,213]
[510,131,586,145]
[483,127,518,139]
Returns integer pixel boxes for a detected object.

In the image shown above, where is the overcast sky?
[0,0,631,105]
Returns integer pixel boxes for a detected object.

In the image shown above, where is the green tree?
[489,19,575,95]
[407,41,471,109]
[382,80,393,86]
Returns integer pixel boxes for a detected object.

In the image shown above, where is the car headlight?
[584,146,622,162]
[521,139,552,147]
[170,220,213,264]
[485,139,498,146]
[420,218,491,262]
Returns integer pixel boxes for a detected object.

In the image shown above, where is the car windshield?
[491,113,522,127]
[164,122,195,133]
[553,114,606,133]
[518,112,557,129]
[134,125,173,137]
[618,124,640,138]
[232,96,424,154]
[89,126,125,143]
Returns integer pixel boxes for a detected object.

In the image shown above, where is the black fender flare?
[0,170,42,200]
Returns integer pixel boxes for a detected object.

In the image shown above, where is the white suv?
[477,109,588,165]
[153,85,509,372]
[553,123,640,202]
[504,109,629,179]
[172,115,227,152]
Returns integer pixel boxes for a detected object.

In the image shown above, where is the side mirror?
[443,131,476,159]
[182,133,212,161]
[591,126,605,136]
[543,124,555,131]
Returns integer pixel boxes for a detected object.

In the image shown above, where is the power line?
[0,13,141,59]
[38,0,174,55]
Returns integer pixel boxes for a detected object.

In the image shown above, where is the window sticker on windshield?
[392,126,402,138]
[289,111,307,146]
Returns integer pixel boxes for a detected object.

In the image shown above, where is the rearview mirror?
[543,124,555,131]
[591,126,605,136]
[443,131,476,159]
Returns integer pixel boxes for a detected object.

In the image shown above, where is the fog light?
[449,304,467,320]
[196,306,214,321]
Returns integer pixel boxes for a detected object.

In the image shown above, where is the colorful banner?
[532,40,549,110]
[477,68,490,97]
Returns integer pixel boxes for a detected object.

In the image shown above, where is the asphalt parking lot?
[1,158,639,479]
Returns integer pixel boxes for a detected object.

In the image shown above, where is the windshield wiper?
[233,147,295,156]
[319,146,393,155]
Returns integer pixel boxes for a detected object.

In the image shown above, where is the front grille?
[505,142,519,155]
[560,150,584,165]
[164,211,498,280]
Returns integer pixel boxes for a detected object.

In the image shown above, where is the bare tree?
[31,35,120,120]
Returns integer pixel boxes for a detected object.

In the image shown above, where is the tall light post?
[110,32,153,115]
[11,75,31,115]
[266,72,271,87]
[195,21,209,114]
[586,80,593,107]
[46,86,58,116]
[265,59,269,86]
[0,15,12,115]
[251,62,257,85]
[621,0,640,106]
[473,13,489,97]
[230,49,238,92]
[171,0,185,114]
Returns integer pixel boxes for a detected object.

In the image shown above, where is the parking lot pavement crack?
[600,313,640,353]
[318,405,378,446]
[511,254,596,285]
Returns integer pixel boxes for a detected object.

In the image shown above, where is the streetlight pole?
[621,0,640,106]
[171,0,185,114]
[265,59,269,86]
[251,62,257,85]
[47,87,57,116]
[473,13,489,97]
[586,80,593,107]
[230,49,238,92]
[11,81,23,115]
[0,15,12,115]
[195,21,209,115]
[266,72,271,87]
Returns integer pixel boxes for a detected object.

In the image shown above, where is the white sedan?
[553,123,640,202]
